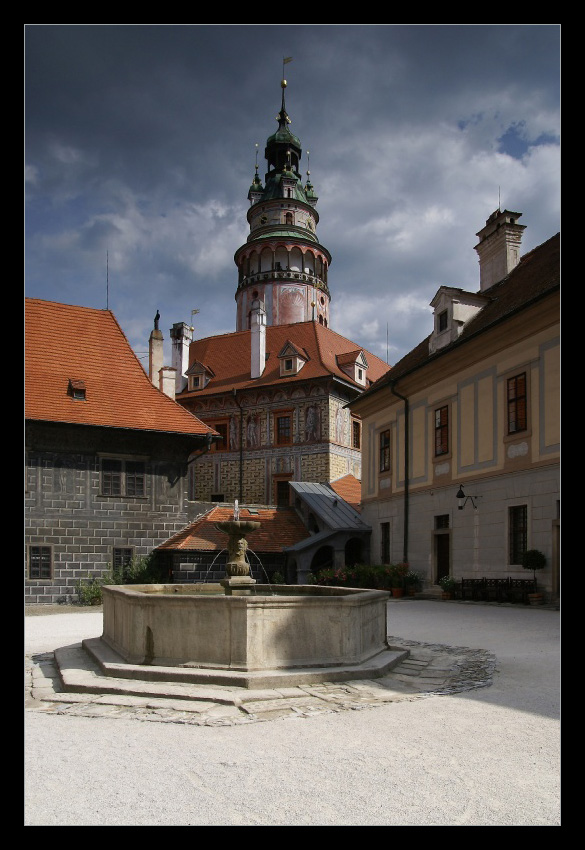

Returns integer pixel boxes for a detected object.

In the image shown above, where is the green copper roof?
[251,228,318,242]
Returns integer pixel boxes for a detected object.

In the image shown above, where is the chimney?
[250,299,266,379]
[148,312,164,386]
[474,209,526,292]
[170,322,193,395]
[159,366,176,400]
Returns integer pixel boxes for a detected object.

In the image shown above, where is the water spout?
[233,499,239,520]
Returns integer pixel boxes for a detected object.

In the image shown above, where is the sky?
[25,24,561,370]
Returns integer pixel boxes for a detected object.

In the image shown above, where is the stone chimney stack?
[148,310,164,387]
[170,322,193,395]
[474,209,526,292]
[159,366,176,400]
[250,299,266,379]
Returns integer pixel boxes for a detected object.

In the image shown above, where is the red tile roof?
[176,320,390,399]
[25,298,215,437]
[157,505,310,553]
[329,474,362,512]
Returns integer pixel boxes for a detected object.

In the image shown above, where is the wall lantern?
[456,484,477,510]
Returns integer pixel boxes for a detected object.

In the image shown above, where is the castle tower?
[234,77,332,331]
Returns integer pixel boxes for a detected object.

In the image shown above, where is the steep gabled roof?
[356,232,560,400]
[176,320,390,399]
[25,298,215,437]
[156,505,310,553]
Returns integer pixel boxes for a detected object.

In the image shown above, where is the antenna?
[498,186,501,211]
[387,323,389,364]
[106,251,109,309]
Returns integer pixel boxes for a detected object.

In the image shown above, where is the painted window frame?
[379,429,391,473]
[273,409,293,447]
[507,372,528,435]
[434,405,449,456]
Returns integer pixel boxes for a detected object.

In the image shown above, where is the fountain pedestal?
[214,519,261,595]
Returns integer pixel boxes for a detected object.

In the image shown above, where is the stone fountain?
[82,503,405,689]
[214,502,260,595]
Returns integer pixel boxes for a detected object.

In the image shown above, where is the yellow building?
[350,210,560,602]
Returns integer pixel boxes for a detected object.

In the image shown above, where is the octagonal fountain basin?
[83,583,407,689]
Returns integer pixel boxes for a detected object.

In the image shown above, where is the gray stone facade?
[25,422,208,604]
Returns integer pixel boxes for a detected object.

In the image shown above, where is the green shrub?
[311,563,407,589]
[75,576,106,606]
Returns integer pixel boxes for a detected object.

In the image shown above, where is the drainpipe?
[232,388,244,504]
[389,381,409,564]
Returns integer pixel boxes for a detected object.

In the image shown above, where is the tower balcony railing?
[237,268,329,293]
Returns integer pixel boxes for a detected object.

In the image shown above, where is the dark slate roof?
[289,481,369,531]
[357,232,560,400]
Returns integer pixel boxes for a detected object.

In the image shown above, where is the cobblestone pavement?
[25,636,497,727]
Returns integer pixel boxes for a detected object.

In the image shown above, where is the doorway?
[435,533,450,584]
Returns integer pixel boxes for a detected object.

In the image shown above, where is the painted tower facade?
[234,78,332,331]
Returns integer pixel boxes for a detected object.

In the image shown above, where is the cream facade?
[351,212,560,601]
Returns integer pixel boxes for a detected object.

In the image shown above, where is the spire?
[248,143,264,204]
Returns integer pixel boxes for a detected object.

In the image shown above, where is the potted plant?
[390,562,409,597]
[438,575,457,599]
[521,549,547,605]
[404,571,422,596]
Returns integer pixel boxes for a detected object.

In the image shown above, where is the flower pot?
[528,593,544,606]
[441,592,452,600]
[391,587,404,598]
[407,587,417,597]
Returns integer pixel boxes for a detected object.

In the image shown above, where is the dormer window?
[429,287,489,355]
[336,350,368,387]
[186,360,214,391]
[278,341,307,377]
[68,379,86,400]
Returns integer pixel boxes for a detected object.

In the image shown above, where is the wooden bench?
[459,577,536,604]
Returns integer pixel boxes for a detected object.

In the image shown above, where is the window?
[379,429,390,472]
[380,523,390,564]
[284,358,293,371]
[435,515,450,530]
[352,419,361,449]
[434,405,449,456]
[276,480,290,506]
[101,459,145,497]
[438,310,448,332]
[274,412,292,446]
[507,372,527,434]
[113,547,133,577]
[509,505,528,564]
[68,378,86,400]
[28,545,52,579]
[210,422,228,452]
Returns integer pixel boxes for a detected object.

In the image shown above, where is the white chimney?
[474,209,526,292]
[170,322,193,394]
[159,366,176,400]
[250,299,266,379]
[148,317,164,387]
